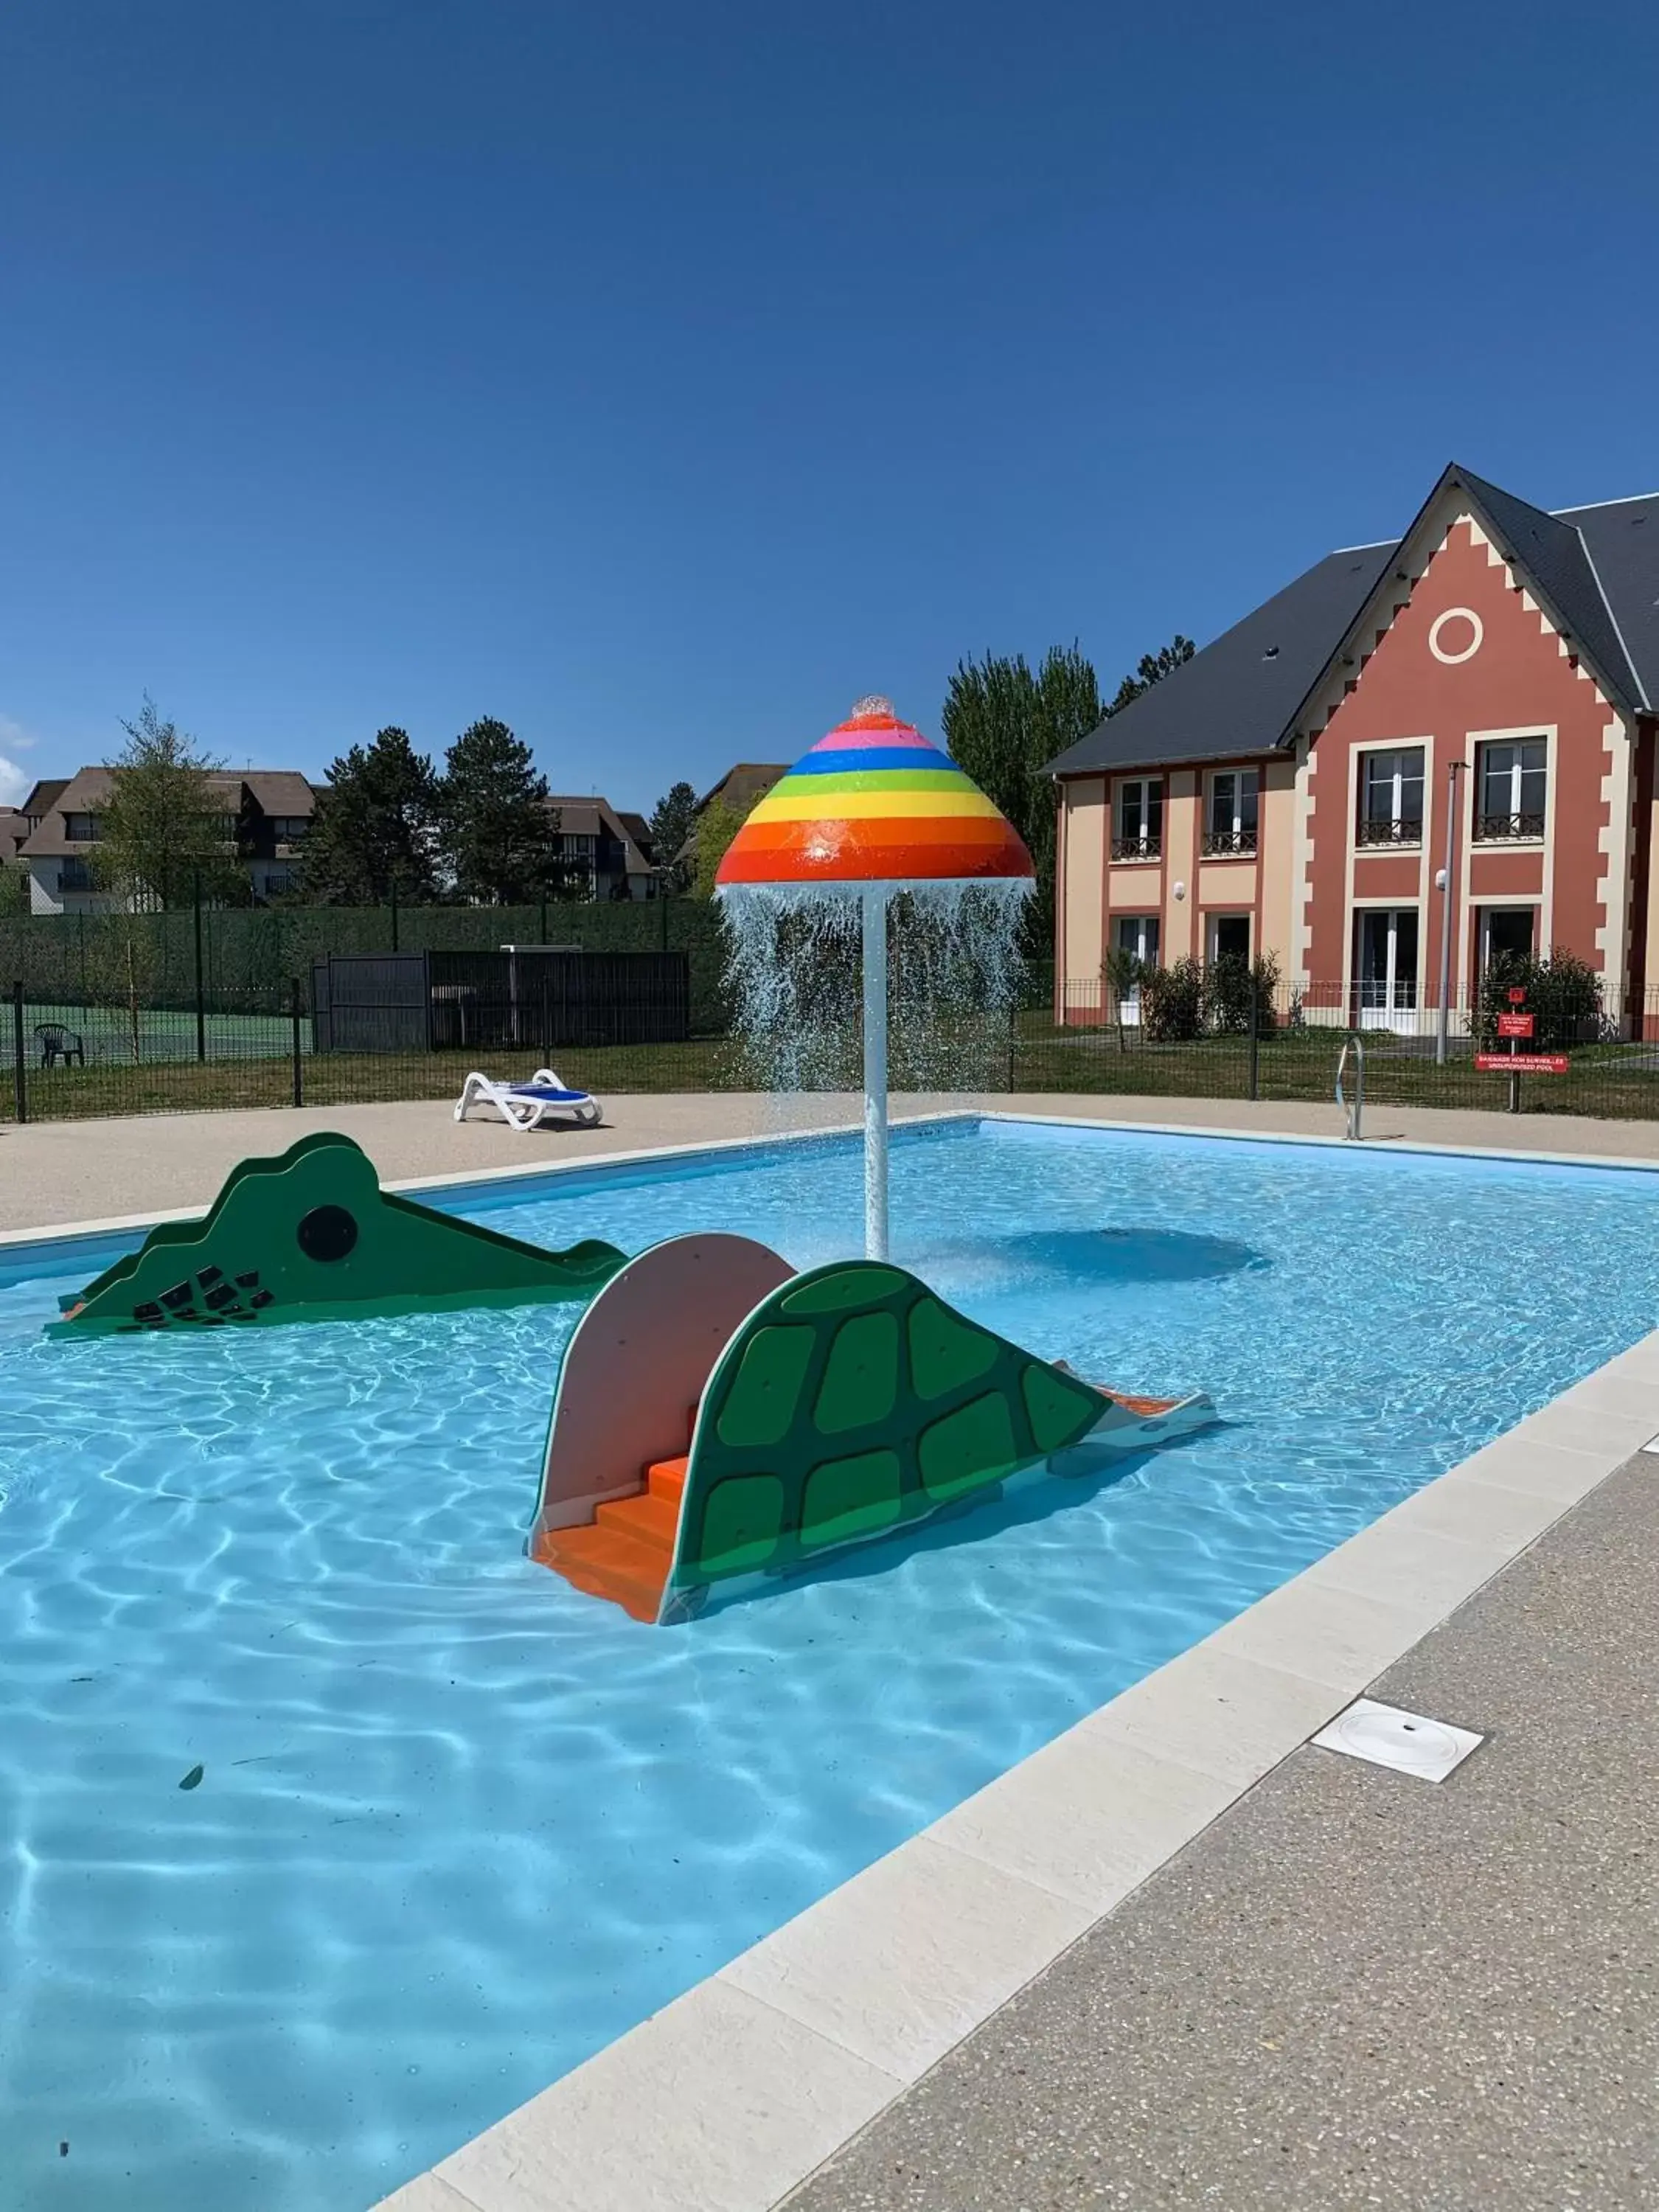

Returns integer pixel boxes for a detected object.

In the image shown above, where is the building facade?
[1046,465,1659,1029]
[15,768,318,912]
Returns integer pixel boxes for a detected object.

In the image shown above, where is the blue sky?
[1,0,1655,815]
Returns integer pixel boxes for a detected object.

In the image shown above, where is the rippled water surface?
[2,1120,1657,2211]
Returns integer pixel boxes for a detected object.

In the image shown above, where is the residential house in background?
[15,768,319,913]
[1046,465,1659,1028]
[545,795,659,900]
[677,762,790,872]
[0,807,27,867]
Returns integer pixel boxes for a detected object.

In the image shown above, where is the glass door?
[1355,908,1420,1029]
[1113,915,1159,1024]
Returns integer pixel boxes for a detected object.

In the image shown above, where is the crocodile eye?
[296,1205,358,1262]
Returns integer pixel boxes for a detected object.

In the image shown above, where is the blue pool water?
[1,1118,1656,2211]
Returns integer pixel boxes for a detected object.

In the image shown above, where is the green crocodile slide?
[49,1132,623,1335]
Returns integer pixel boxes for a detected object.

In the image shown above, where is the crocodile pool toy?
[49,1132,624,1335]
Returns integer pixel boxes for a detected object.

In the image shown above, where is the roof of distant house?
[694,762,789,815]
[0,807,27,864]
[1045,465,1659,778]
[17,766,319,858]
[20,778,69,822]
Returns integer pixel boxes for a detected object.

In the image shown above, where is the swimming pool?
[2,1116,1655,2211]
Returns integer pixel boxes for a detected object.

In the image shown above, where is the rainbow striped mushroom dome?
[715,697,1034,888]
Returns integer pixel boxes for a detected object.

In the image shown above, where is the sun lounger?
[454,1068,602,1132]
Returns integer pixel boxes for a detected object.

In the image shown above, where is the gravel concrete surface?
[7,1092,1659,1235]
[784,1455,1659,2212]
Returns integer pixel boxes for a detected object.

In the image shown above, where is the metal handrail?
[1335,1032,1366,1141]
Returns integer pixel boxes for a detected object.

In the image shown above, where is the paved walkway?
[7,1091,1659,1236]
[785,1452,1659,2212]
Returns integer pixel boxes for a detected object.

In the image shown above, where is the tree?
[941,644,1102,947]
[300,727,441,905]
[439,717,565,905]
[692,794,745,899]
[94,696,241,910]
[648,779,699,894]
[1108,633,1195,714]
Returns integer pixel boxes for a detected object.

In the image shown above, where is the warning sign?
[1475,1052,1568,1075]
[1496,1012,1534,1040]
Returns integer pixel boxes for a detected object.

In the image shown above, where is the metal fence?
[13,973,1659,1126]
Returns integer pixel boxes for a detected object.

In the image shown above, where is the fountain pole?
[862,883,889,1260]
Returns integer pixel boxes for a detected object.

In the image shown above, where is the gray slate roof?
[1048,467,1658,778]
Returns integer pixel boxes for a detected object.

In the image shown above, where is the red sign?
[1507,987,1527,1005]
[1497,1012,1534,1040]
[1475,1052,1569,1074]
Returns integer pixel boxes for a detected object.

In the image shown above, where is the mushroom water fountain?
[716,697,1034,1260]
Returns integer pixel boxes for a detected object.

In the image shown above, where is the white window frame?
[1113,914,1160,1023]
[1474,736,1548,841]
[1113,776,1163,859]
[1354,904,1421,1026]
[1357,747,1425,843]
[1206,769,1259,852]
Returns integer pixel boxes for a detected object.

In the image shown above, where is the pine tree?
[439,718,564,904]
[1109,634,1194,712]
[299,727,441,905]
[648,779,699,893]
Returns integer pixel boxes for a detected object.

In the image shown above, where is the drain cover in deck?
[1312,1698,1484,1782]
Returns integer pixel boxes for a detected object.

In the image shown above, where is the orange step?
[538,1520,668,1623]
[537,1412,699,1623]
[597,1488,678,1551]
[647,1453,688,1504]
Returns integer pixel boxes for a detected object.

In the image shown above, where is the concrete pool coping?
[3,1111,1651,2210]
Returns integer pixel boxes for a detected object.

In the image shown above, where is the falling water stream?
[717,877,1032,1094]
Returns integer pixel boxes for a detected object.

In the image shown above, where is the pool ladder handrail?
[1336,1031,1366,1141]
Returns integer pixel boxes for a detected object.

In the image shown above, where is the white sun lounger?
[454,1068,602,1132]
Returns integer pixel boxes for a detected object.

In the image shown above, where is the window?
[1114,914,1160,966]
[63,813,102,843]
[1204,770,1258,855]
[1354,908,1419,1024]
[269,815,310,841]
[59,858,95,891]
[1207,914,1251,963]
[1480,908,1536,967]
[1475,738,1546,841]
[1357,748,1425,845]
[1113,778,1162,860]
[1113,916,1159,1024]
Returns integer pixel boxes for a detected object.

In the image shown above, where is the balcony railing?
[1355,815,1424,848]
[1472,810,1545,843]
[1201,827,1258,857]
[1110,835,1161,861]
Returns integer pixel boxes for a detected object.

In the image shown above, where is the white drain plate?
[1312,1697,1484,1782]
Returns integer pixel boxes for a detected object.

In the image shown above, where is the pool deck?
[9,1088,1659,1237]
[782,1444,1659,2212]
[8,1096,1658,2211]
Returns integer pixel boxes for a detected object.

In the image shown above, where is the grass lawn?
[8,1010,1659,1125]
